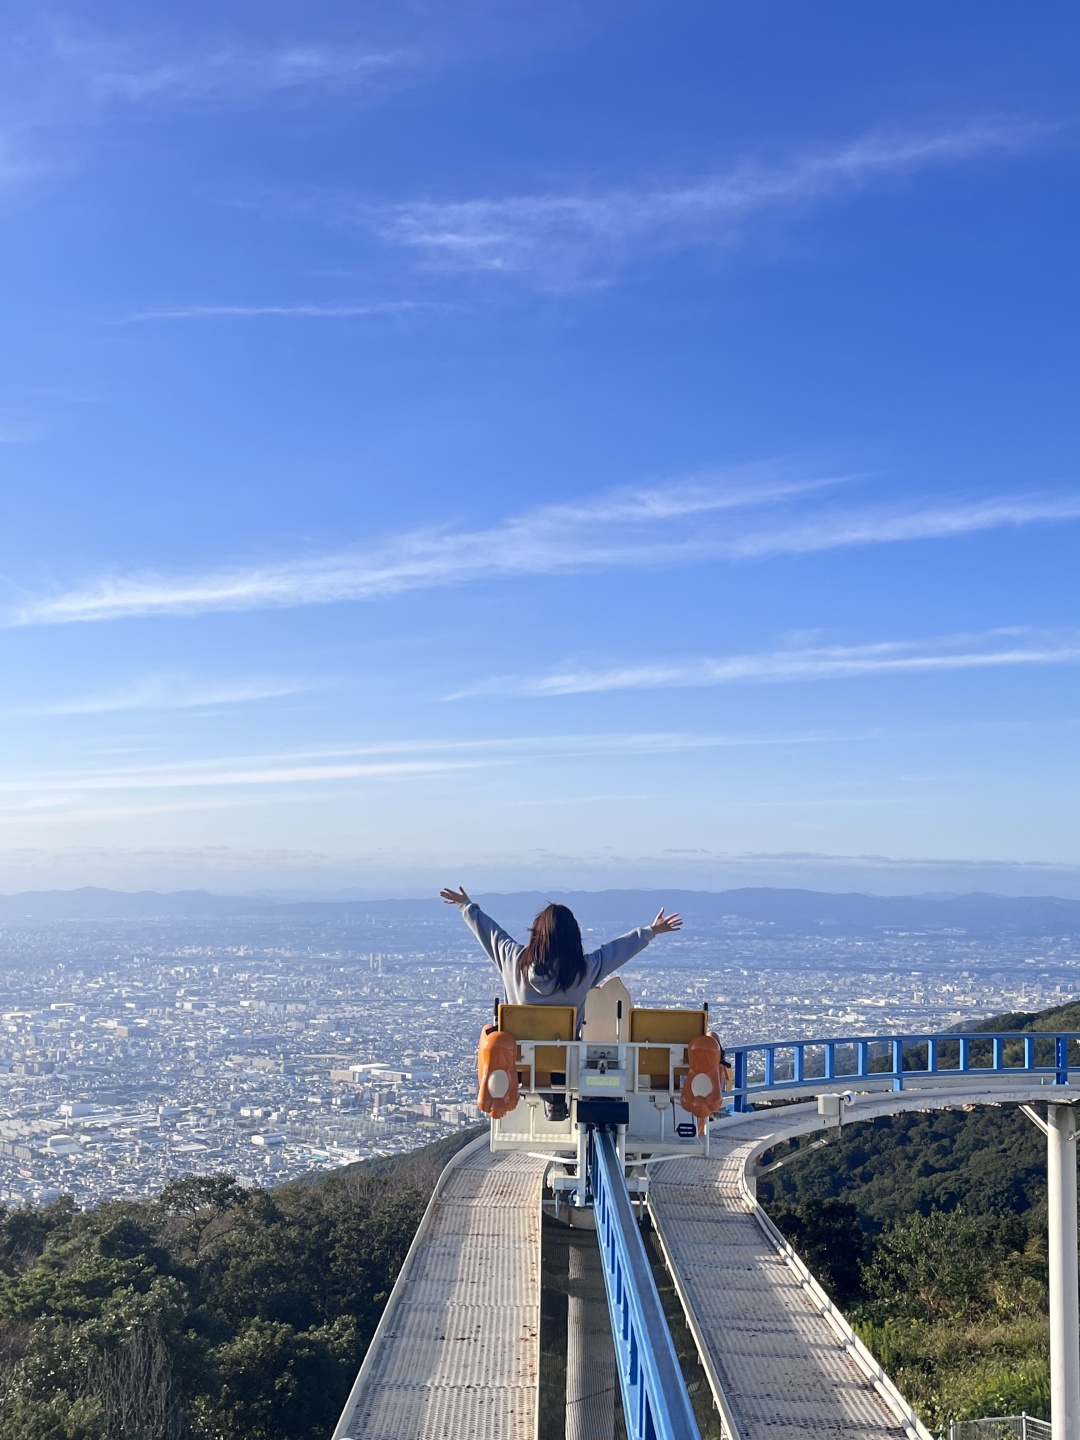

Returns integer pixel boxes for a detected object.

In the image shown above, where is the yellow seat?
[630,1008,707,1088]
[629,1008,707,1043]
[497,1004,576,1086]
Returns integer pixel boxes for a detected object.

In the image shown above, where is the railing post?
[1058,1037,1070,1087]
[994,1037,1005,1071]
[891,1038,903,1091]
[733,1050,748,1113]
[1047,1105,1080,1440]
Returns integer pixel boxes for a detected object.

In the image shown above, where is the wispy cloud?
[117,301,430,323]
[54,33,404,105]
[33,674,313,716]
[457,628,1080,698]
[0,754,475,801]
[0,723,1072,831]
[9,473,1080,627]
[2,470,834,624]
[725,493,1080,558]
[0,760,477,826]
[0,728,868,810]
[367,118,1058,284]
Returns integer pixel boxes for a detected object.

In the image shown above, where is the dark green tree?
[769,1199,869,1306]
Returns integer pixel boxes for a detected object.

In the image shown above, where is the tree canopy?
[0,1131,480,1440]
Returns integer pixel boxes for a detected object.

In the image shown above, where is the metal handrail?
[590,1127,701,1440]
[728,1030,1080,1112]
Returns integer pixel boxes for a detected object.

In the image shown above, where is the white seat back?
[582,976,632,1043]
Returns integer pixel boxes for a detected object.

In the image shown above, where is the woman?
[439,886,682,1031]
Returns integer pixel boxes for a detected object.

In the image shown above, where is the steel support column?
[1048,1104,1080,1440]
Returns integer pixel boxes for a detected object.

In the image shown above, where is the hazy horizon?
[4,877,1080,908]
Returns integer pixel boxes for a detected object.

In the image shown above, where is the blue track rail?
[728,1029,1080,1113]
[590,1128,701,1440]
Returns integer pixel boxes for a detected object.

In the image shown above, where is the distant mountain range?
[0,885,1078,937]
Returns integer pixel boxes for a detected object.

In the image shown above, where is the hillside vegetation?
[759,1001,1080,1429]
[0,1129,479,1440]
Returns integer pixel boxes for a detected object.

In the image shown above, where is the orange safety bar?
[476,1025,519,1119]
[680,1032,725,1133]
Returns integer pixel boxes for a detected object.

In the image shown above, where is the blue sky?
[1,1,1079,896]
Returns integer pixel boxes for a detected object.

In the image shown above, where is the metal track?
[332,1138,548,1440]
[648,1086,1075,1440]
[591,1127,702,1440]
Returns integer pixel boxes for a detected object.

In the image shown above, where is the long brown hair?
[516,903,586,991]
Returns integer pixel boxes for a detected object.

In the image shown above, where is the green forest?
[0,1129,478,1440]
[759,999,1080,1430]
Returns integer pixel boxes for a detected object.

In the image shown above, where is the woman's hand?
[440,886,471,907]
[650,907,683,935]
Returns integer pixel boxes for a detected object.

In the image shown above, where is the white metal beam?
[1047,1104,1080,1440]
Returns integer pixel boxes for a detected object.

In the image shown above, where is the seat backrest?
[629,1008,707,1044]
[497,1004,576,1084]
[582,977,632,1043]
[497,1004,576,1042]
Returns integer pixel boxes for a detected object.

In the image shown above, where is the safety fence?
[728,1031,1080,1112]
[947,1414,1051,1440]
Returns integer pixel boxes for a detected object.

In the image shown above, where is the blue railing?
[728,1031,1080,1113]
[590,1127,701,1440]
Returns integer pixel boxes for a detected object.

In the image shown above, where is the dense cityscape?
[0,897,1076,1208]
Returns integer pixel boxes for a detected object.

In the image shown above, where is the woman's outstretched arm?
[440,885,524,975]
[590,906,683,985]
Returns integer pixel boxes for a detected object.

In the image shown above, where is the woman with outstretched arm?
[439,886,682,1033]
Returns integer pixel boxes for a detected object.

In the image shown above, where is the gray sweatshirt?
[461,901,654,1031]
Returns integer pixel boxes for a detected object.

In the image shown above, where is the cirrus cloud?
[449,628,1080,699]
[364,118,1061,285]
[7,475,1080,628]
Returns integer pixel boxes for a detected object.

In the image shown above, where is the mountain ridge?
[0,884,1077,936]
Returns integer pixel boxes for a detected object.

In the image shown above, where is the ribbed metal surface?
[337,1143,547,1440]
[566,1231,618,1440]
[650,1116,914,1440]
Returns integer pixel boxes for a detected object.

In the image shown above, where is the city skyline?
[0,899,1073,1208]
